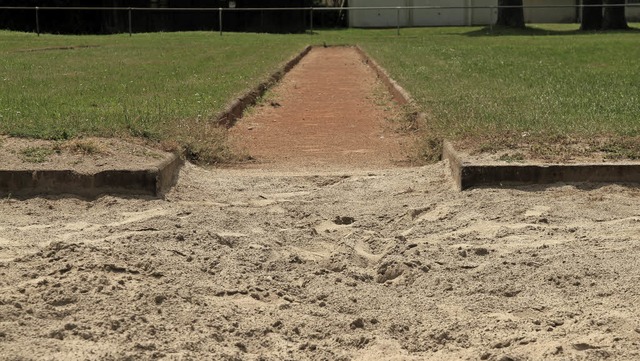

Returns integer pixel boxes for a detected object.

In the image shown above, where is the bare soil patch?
[229,47,415,171]
[15,45,101,53]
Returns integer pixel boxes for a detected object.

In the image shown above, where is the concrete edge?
[443,140,640,190]
[217,45,313,128]
[353,45,428,128]
[353,45,413,106]
[442,140,464,191]
[155,151,185,197]
[0,152,184,199]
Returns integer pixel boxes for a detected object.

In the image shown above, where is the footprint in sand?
[524,205,551,218]
[107,208,169,227]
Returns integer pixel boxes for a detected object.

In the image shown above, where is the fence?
[0,4,638,36]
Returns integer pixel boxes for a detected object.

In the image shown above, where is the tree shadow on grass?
[461,24,640,37]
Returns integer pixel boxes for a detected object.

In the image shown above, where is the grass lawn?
[1,25,639,163]
[0,31,311,162]
[352,24,640,161]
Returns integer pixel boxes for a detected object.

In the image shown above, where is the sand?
[1,162,640,360]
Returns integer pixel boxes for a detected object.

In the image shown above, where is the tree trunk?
[581,0,603,30]
[496,0,525,28]
[602,0,628,30]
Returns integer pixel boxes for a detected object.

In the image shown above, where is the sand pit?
[1,164,640,360]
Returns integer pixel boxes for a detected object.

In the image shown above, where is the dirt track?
[229,47,412,170]
[1,163,640,360]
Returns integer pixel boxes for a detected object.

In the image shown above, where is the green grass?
[348,24,640,159]
[0,31,311,162]
[20,146,55,163]
[1,25,639,162]
[0,32,310,139]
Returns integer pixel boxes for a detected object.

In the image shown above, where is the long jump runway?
[229,46,413,171]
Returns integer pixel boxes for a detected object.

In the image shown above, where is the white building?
[347,0,640,27]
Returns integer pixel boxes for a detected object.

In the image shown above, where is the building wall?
[348,0,468,27]
[629,0,640,21]
[408,0,466,27]
[348,0,410,28]
[349,0,588,27]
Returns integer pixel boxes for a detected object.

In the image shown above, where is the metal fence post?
[219,8,223,36]
[35,6,40,36]
[310,7,314,34]
[396,7,400,36]
[489,6,494,33]
[578,3,583,24]
[128,8,132,36]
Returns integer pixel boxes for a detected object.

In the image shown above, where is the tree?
[581,0,603,30]
[602,0,628,30]
[496,0,525,28]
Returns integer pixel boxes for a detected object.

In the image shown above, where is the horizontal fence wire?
[0,3,640,11]
[0,4,638,10]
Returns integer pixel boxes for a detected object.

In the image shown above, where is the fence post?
[310,7,314,34]
[219,8,223,36]
[489,6,494,33]
[35,6,40,36]
[128,8,132,36]
[578,2,583,24]
[397,7,400,36]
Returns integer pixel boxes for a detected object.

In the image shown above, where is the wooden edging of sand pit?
[0,152,183,199]
[443,140,640,190]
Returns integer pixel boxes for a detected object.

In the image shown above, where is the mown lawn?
[352,24,640,160]
[1,25,639,162]
[0,31,312,161]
